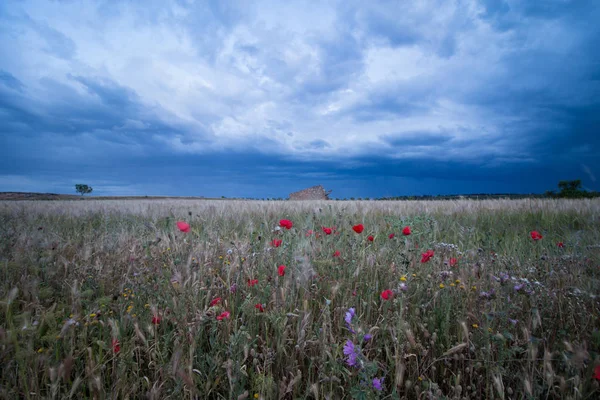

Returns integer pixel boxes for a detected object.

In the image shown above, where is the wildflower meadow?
[0,198,599,399]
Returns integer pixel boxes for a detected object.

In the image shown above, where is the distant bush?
[546,179,599,198]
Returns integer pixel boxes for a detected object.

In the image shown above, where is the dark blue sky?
[1,0,599,198]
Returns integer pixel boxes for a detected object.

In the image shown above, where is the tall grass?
[1,199,599,399]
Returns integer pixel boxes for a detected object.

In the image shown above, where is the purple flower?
[514,284,524,292]
[364,334,372,342]
[343,340,359,367]
[345,308,355,325]
[372,377,384,391]
[347,352,358,367]
[509,318,518,325]
[343,340,355,356]
[230,283,237,293]
[399,283,408,292]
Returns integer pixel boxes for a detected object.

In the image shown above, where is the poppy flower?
[322,227,332,235]
[367,235,374,242]
[278,265,286,276]
[255,303,265,312]
[112,338,120,354]
[216,311,230,321]
[352,224,364,234]
[421,250,434,263]
[381,289,393,300]
[530,231,543,241]
[271,239,282,248]
[333,250,341,257]
[593,365,600,381]
[557,242,565,248]
[176,221,190,233]
[402,226,411,236]
[152,315,161,325]
[449,258,458,267]
[306,229,313,237]
[279,219,293,229]
[389,233,395,239]
[247,278,258,287]
[209,297,222,307]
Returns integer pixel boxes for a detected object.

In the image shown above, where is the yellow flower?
[455,279,461,284]
[472,323,479,329]
[132,314,137,318]
[254,394,259,399]
[412,273,417,277]
[450,283,455,287]
[219,256,223,259]
[126,305,133,313]
[488,327,493,333]
[439,283,445,289]
[459,285,465,290]
[37,348,44,353]
[89,313,97,318]
[471,286,477,291]
[144,303,150,308]
[400,276,407,282]
[418,376,423,381]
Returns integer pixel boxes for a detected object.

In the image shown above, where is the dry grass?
[1,199,599,399]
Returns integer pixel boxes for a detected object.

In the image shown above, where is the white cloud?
[1,0,597,168]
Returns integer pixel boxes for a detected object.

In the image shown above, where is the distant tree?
[547,179,597,198]
[75,184,93,196]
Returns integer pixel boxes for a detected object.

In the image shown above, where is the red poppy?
[352,224,364,234]
[322,227,332,235]
[402,226,411,236]
[333,250,341,257]
[255,303,265,312]
[530,231,543,241]
[381,289,393,300]
[112,338,120,354]
[421,250,434,263]
[389,233,395,239]
[152,315,161,325]
[449,258,458,267]
[216,311,230,321]
[209,297,222,307]
[271,239,282,248]
[176,221,190,233]
[593,365,600,381]
[278,265,286,276]
[367,235,374,242]
[279,219,293,229]
[557,242,565,248]
[306,229,313,237]
[248,278,259,287]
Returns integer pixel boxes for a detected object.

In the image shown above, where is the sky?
[1,0,599,199]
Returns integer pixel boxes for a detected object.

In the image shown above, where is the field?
[1,198,599,399]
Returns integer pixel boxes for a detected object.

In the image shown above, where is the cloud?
[0,0,598,197]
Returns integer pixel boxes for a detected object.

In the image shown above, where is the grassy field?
[1,198,599,399]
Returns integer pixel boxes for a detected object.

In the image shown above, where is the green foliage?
[74,183,93,196]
